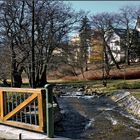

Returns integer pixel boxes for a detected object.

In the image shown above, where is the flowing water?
[55,91,140,140]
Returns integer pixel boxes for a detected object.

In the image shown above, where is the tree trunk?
[104,39,120,69]
[81,67,86,79]
[35,65,47,87]
[11,43,23,87]
[40,65,47,87]
[104,49,110,77]
[13,70,23,88]
[71,66,78,76]
[2,79,10,87]
[11,42,16,87]
[125,47,130,65]
[85,56,88,71]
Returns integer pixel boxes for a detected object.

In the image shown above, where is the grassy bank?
[49,79,140,99]
[2,78,140,99]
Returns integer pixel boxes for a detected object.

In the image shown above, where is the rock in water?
[110,90,130,102]
[110,90,140,118]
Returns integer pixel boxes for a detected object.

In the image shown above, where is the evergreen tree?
[79,16,92,72]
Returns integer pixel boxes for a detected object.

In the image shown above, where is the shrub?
[131,82,140,89]
[116,82,131,89]
[116,82,140,89]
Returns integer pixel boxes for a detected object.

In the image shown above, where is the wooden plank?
[1,121,43,132]
[4,93,37,121]
[0,90,2,120]
[38,91,44,131]
[0,90,4,120]
[37,126,44,132]
[0,87,43,94]
[42,89,46,132]
[4,93,7,117]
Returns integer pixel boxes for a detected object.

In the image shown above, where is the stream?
[55,91,140,140]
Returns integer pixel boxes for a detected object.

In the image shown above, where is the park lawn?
[2,78,140,99]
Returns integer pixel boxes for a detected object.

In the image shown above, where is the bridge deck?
[0,124,70,139]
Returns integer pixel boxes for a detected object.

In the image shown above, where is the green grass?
[49,79,102,86]
[133,93,140,99]
[17,79,140,99]
[21,83,30,88]
[49,79,140,90]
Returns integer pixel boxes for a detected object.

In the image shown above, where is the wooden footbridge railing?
[0,84,54,138]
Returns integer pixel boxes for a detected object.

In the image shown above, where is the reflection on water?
[55,92,140,140]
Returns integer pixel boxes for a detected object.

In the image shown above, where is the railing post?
[44,84,54,138]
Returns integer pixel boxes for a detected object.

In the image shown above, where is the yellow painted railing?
[0,88,46,133]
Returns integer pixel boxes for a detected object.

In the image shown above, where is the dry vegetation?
[48,62,140,82]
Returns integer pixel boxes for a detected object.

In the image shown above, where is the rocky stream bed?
[53,86,140,140]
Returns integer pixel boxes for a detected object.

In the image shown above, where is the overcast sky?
[65,1,140,14]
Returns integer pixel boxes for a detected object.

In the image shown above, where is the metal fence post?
[44,84,54,138]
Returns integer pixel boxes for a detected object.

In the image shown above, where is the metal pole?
[31,0,35,88]
[44,84,54,138]
[102,45,105,86]
[19,133,22,140]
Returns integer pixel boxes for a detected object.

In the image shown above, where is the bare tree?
[117,5,138,65]
[0,46,11,86]
[61,41,80,77]
[0,0,81,87]
[0,0,30,87]
[91,12,120,74]
[24,1,81,87]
